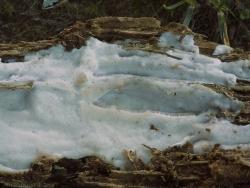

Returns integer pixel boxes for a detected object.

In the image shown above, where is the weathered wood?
[204,82,250,125]
[0,17,248,63]
[0,81,33,90]
[87,17,161,31]
[1,146,250,188]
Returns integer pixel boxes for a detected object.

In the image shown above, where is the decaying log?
[0,40,57,61]
[204,81,250,125]
[0,17,249,62]
[86,17,161,42]
[0,17,250,188]
[0,145,250,188]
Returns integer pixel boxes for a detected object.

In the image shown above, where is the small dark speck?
[205,128,211,133]
[150,124,160,132]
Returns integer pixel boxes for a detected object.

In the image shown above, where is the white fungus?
[213,44,233,56]
[0,36,249,171]
[42,0,59,8]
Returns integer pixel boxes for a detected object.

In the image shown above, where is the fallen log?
[0,145,250,188]
[0,17,249,62]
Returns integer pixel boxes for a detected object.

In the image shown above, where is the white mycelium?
[0,35,249,171]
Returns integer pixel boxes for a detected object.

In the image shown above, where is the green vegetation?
[163,0,250,46]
